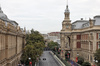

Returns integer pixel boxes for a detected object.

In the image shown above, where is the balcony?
[64,48,71,50]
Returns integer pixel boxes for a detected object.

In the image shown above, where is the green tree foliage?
[77,56,84,65]
[82,62,91,66]
[26,29,44,45]
[94,49,100,66]
[48,41,59,51]
[21,29,45,65]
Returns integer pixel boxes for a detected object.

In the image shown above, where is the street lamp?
[76,53,79,62]
[95,60,98,63]
[29,57,31,60]
[28,57,32,66]
[68,51,70,59]
[93,57,98,66]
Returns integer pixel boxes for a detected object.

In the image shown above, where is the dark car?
[43,58,46,60]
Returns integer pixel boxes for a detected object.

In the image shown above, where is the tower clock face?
[66,25,69,28]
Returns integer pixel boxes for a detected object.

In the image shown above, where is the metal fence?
[52,51,71,66]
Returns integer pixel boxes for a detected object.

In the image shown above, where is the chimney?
[81,18,83,20]
[89,18,94,28]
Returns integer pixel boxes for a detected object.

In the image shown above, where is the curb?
[50,51,66,66]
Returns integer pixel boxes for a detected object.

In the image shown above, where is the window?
[97,42,100,49]
[98,33,100,39]
[77,35,81,40]
[77,42,81,48]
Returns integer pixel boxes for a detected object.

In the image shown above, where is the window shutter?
[97,33,98,40]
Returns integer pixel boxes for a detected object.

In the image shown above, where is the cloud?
[0,0,100,33]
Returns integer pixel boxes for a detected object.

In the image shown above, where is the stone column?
[93,32,96,53]
[89,34,91,62]
[61,39,65,59]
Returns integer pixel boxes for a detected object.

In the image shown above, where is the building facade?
[60,5,100,65]
[48,32,60,44]
[42,32,60,48]
[0,7,26,66]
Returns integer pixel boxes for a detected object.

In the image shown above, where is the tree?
[82,62,91,66]
[21,29,45,65]
[77,56,84,65]
[21,45,37,65]
[48,41,59,51]
[94,49,100,66]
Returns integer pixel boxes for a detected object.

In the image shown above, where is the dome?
[0,13,8,19]
[0,7,10,21]
[0,6,18,25]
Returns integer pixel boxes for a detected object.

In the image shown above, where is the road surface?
[37,51,61,66]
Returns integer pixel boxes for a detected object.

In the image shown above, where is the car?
[43,58,46,60]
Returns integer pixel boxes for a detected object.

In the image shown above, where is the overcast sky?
[0,0,100,34]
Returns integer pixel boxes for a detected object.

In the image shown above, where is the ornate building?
[42,32,60,47]
[0,7,26,66]
[60,4,100,65]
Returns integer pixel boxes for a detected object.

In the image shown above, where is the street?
[37,51,61,66]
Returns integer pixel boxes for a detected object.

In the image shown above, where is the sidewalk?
[68,60,80,66]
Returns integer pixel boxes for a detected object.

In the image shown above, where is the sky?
[0,0,100,34]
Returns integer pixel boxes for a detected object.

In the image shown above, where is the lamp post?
[93,57,98,66]
[29,57,32,66]
[76,53,79,62]
[68,51,70,59]
[29,57,31,60]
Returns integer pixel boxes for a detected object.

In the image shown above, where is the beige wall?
[60,27,100,65]
[0,19,25,66]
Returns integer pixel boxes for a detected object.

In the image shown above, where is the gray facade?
[72,16,100,29]
[0,6,18,27]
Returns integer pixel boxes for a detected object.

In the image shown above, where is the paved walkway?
[37,51,61,66]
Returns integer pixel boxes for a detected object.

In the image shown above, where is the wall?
[0,19,25,66]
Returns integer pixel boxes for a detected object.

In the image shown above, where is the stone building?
[42,32,60,49]
[60,4,100,65]
[0,7,26,66]
[48,32,60,44]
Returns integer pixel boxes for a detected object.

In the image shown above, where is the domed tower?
[0,6,9,20]
[60,2,72,60]
[61,5,71,31]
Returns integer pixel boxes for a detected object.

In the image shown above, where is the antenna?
[67,0,68,5]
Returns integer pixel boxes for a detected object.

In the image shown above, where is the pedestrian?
[71,61,73,66]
